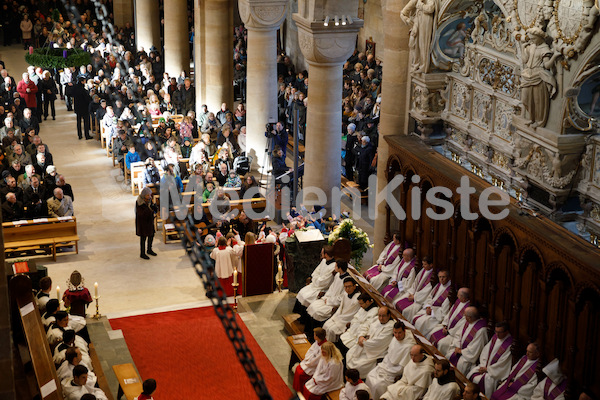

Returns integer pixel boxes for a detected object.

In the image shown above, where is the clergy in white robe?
[468,322,514,398]
[422,359,461,400]
[295,247,337,308]
[56,348,93,382]
[443,307,488,375]
[366,322,417,400]
[62,365,109,400]
[323,278,362,342]
[392,257,435,312]
[363,234,403,287]
[404,270,451,322]
[531,359,566,400]
[411,277,452,336]
[428,288,471,345]
[491,343,541,400]
[346,307,395,378]
[340,369,371,400]
[380,345,435,400]
[377,249,416,295]
[307,261,350,322]
[302,342,344,398]
[210,238,235,278]
[340,295,379,351]
[293,327,328,392]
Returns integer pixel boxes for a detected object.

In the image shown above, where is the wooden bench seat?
[3,217,80,261]
[112,363,143,400]
[283,313,305,336]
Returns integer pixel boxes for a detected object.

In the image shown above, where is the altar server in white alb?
[468,321,513,398]
[306,261,350,325]
[422,359,461,400]
[531,358,567,400]
[293,327,328,392]
[339,368,371,400]
[301,342,344,399]
[491,342,541,400]
[391,255,435,313]
[380,345,435,400]
[62,365,109,400]
[294,245,337,312]
[366,321,417,400]
[442,306,488,375]
[346,306,395,378]
[323,277,362,342]
[410,271,453,335]
[339,294,378,353]
[363,233,403,289]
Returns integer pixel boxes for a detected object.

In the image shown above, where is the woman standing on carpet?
[136,187,158,260]
[302,342,344,400]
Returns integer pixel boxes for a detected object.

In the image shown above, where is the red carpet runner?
[110,307,292,400]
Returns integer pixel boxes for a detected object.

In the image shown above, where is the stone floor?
[2,44,375,397]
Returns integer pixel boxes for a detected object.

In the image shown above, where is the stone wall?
[357,0,384,57]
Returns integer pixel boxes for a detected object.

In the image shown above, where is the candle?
[233,269,238,285]
[28,46,33,55]
[56,286,60,300]
[63,50,68,59]
[278,263,283,279]
[94,282,98,297]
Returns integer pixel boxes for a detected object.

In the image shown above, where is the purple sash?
[429,300,469,345]
[380,258,416,299]
[544,377,567,400]
[394,269,433,311]
[412,283,451,324]
[471,334,513,391]
[448,319,487,365]
[491,356,539,400]
[364,243,400,280]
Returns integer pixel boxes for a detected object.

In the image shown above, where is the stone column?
[203,0,234,113]
[164,0,190,76]
[114,0,134,27]
[293,15,363,210]
[134,0,160,52]
[239,0,287,170]
[194,0,206,117]
[373,0,411,255]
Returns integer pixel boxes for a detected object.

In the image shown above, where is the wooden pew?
[3,217,80,261]
[285,335,341,400]
[112,363,144,400]
[9,274,63,400]
[129,161,146,196]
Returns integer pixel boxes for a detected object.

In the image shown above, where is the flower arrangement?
[328,219,373,269]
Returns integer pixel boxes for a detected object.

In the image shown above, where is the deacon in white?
[62,365,109,400]
[468,322,513,398]
[340,368,371,400]
[346,307,395,378]
[340,295,379,351]
[391,256,435,311]
[307,261,350,322]
[295,246,337,307]
[380,345,435,400]
[375,248,416,293]
[411,272,453,335]
[491,343,540,400]
[441,306,488,374]
[422,359,461,400]
[366,321,417,400]
[323,277,362,342]
[364,233,403,290]
[531,358,566,400]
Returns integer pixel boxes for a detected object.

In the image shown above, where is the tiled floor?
[2,44,375,397]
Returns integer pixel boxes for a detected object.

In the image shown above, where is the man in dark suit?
[66,76,92,139]
[23,176,47,204]
[2,192,23,222]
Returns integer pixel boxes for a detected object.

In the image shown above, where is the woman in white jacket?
[302,342,344,399]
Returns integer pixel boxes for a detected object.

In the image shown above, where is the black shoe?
[85,136,93,140]
[44,116,47,120]
[147,250,157,256]
[78,136,83,140]
[52,116,55,120]
[67,108,72,111]
[140,254,150,260]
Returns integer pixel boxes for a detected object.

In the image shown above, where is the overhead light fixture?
[346,16,353,25]
[335,15,339,26]
[324,16,329,26]
[341,15,347,25]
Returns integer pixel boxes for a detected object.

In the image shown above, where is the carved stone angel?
[401,0,437,73]
[520,27,562,128]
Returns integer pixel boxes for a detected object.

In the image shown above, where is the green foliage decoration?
[24,48,91,70]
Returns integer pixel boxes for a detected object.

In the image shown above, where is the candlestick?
[94,282,98,297]
[276,260,284,293]
[56,285,60,300]
[233,269,238,285]
[92,295,101,320]
[232,282,239,313]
